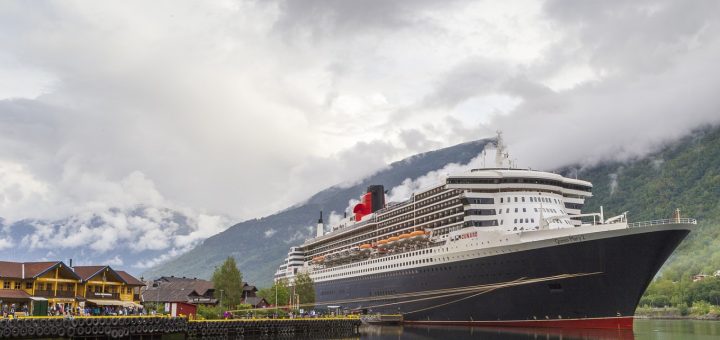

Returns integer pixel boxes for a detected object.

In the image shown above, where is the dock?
[0,315,361,339]
[360,314,403,325]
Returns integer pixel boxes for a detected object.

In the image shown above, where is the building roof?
[242,282,257,292]
[0,289,32,299]
[156,276,214,296]
[142,278,215,303]
[116,271,145,286]
[71,266,107,281]
[0,261,79,280]
[241,296,268,307]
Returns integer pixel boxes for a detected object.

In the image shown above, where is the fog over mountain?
[1,1,719,271]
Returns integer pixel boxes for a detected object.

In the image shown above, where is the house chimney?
[21,263,25,279]
[69,259,73,269]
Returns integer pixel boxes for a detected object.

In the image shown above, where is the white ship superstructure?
[275,168,598,284]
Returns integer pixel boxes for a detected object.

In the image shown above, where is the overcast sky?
[1,0,719,229]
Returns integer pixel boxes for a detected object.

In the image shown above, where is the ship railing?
[627,218,697,228]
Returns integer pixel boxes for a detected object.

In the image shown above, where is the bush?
[678,303,689,316]
[691,300,713,315]
[197,305,223,320]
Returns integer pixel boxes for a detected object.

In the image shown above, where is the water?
[348,320,720,340]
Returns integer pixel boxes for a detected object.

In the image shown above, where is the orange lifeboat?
[312,256,325,264]
[387,236,400,247]
[377,239,389,249]
[359,243,372,255]
[409,230,425,242]
[398,233,412,245]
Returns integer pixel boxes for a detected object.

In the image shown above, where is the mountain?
[0,206,219,276]
[142,139,493,286]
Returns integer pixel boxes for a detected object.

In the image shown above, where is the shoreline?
[634,314,720,321]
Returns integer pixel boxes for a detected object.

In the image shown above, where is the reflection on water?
[360,324,634,340]
[355,320,720,340]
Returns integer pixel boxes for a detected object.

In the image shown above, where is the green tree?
[258,278,290,307]
[293,272,316,309]
[211,256,243,308]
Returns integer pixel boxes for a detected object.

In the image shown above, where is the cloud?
[0,0,719,252]
[264,228,277,238]
[386,144,495,202]
[16,205,230,268]
[609,173,619,196]
[0,237,11,250]
[133,248,185,270]
[104,255,124,266]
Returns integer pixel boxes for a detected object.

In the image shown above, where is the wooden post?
[54,267,59,296]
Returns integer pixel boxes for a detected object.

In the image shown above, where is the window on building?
[25,282,32,289]
[515,208,518,213]
[523,208,526,212]
[500,198,503,203]
[522,197,525,202]
[3,281,10,289]
[14,282,20,290]
[514,197,518,202]
[514,219,517,223]
[525,218,529,223]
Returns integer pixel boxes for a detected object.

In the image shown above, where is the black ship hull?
[314,227,689,329]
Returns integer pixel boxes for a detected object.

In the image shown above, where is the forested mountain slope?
[569,124,720,281]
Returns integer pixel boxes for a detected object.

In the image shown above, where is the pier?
[0,315,361,339]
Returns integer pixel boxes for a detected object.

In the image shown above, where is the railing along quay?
[0,315,361,339]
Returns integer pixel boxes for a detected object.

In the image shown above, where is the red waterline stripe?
[403,316,634,330]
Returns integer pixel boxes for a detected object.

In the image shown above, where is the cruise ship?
[274,138,695,330]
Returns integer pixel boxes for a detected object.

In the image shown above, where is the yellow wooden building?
[73,266,144,308]
[0,261,144,312]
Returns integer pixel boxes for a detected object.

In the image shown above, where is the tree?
[293,272,316,309]
[211,256,243,308]
[258,278,290,307]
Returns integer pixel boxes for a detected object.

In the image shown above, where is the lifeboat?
[312,256,325,264]
[377,239,389,249]
[398,233,412,245]
[410,230,426,242]
[387,236,400,247]
[359,244,372,255]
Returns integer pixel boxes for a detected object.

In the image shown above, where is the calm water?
[343,319,720,340]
